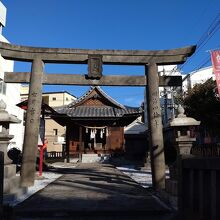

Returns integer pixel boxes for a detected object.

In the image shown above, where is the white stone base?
[3,164,27,204]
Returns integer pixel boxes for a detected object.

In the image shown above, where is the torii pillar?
[20,58,44,187]
[146,63,166,190]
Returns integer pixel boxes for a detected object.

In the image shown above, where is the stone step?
[81,154,101,163]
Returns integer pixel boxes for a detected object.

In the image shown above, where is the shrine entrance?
[0,41,196,190]
[84,127,107,153]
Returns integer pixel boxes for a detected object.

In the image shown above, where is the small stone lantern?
[0,100,21,165]
[170,105,200,156]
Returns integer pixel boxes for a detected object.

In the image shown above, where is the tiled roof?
[54,87,142,118]
[16,99,58,116]
[67,86,125,109]
[55,86,142,118]
[56,106,142,118]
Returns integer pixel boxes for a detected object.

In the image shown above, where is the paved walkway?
[8,163,176,220]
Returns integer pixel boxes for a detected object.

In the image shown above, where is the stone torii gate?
[0,42,195,190]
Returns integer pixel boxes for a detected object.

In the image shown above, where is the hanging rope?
[76,122,107,130]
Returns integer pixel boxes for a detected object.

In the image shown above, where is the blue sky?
[1,0,220,106]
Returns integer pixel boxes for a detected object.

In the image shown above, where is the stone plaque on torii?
[0,42,196,190]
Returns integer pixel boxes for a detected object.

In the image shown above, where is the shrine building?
[52,86,143,160]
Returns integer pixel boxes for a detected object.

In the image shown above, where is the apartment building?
[0,2,24,150]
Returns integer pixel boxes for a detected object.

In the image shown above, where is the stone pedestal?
[0,134,13,165]
[3,166,27,203]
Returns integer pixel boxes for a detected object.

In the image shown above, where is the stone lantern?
[165,105,200,198]
[0,99,25,200]
[170,104,200,156]
[0,99,21,164]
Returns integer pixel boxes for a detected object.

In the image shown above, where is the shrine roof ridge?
[67,86,126,109]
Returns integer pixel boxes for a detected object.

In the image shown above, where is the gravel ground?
[116,166,170,188]
[117,166,153,188]
[117,166,177,210]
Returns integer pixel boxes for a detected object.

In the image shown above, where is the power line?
[193,55,211,72]
[179,13,220,71]
[170,12,220,75]
[190,1,215,32]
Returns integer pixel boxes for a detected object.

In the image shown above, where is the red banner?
[211,50,220,96]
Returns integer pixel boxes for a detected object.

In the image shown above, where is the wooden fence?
[46,151,64,159]
[0,152,4,218]
[46,151,80,161]
[178,156,220,220]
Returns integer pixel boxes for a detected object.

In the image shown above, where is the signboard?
[88,55,103,79]
[211,50,220,96]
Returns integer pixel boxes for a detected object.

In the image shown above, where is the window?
[42,96,49,105]
[0,81,7,95]
[66,97,69,101]
[53,129,58,136]
[52,97,56,101]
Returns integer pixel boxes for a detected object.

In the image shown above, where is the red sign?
[211,50,220,96]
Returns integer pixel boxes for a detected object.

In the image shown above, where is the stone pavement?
[6,163,177,220]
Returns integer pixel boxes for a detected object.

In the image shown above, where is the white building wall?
[0,7,24,150]
[0,1,6,27]
[182,66,214,94]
